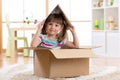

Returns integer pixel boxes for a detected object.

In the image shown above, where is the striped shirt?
[37,34,66,49]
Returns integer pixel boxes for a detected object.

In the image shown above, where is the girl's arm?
[64,26,80,48]
[31,20,44,47]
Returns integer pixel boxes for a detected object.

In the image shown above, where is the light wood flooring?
[0,53,120,69]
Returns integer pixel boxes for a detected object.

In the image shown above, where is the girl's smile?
[46,22,62,35]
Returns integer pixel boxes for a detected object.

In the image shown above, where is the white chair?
[5,15,29,57]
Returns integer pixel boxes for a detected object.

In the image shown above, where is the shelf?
[105,5,119,8]
[92,30,105,32]
[92,7,104,10]
[92,0,119,31]
[92,0,120,57]
[105,30,119,32]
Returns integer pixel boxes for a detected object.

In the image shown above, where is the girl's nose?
[51,25,55,28]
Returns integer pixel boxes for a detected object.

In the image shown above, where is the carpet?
[0,63,120,80]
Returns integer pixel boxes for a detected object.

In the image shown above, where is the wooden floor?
[0,53,33,69]
[0,53,120,69]
[91,55,120,67]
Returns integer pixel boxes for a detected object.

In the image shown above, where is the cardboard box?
[33,48,95,78]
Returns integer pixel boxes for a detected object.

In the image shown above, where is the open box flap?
[20,47,96,59]
[50,49,96,59]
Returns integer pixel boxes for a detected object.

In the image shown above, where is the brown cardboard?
[50,5,73,27]
[33,48,95,78]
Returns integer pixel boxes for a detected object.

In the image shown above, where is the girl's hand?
[37,20,45,31]
[68,26,75,33]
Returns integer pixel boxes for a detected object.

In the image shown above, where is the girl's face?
[46,21,62,36]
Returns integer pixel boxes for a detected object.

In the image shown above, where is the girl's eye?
[55,25,58,27]
[49,23,52,25]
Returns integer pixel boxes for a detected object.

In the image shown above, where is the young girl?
[31,13,79,49]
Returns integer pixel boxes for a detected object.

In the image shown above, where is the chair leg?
[6,38,11,57]
[23,39,29,57]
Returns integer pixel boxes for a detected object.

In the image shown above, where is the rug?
[0,63,120,80]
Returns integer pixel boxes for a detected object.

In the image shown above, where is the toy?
[93,0,103,7]
[99,18,104,30]
[110,0,114,5]
[108,0,114,6]
[34,19,37,24]
[23,17,30,24]
[106,16,117,30]
[94,19,99,30]
[98,0,103,7]
[26,17,30,24]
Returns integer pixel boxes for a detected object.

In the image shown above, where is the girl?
[31,13,79,49]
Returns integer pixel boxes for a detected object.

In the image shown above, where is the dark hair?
[41,13,67,43]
